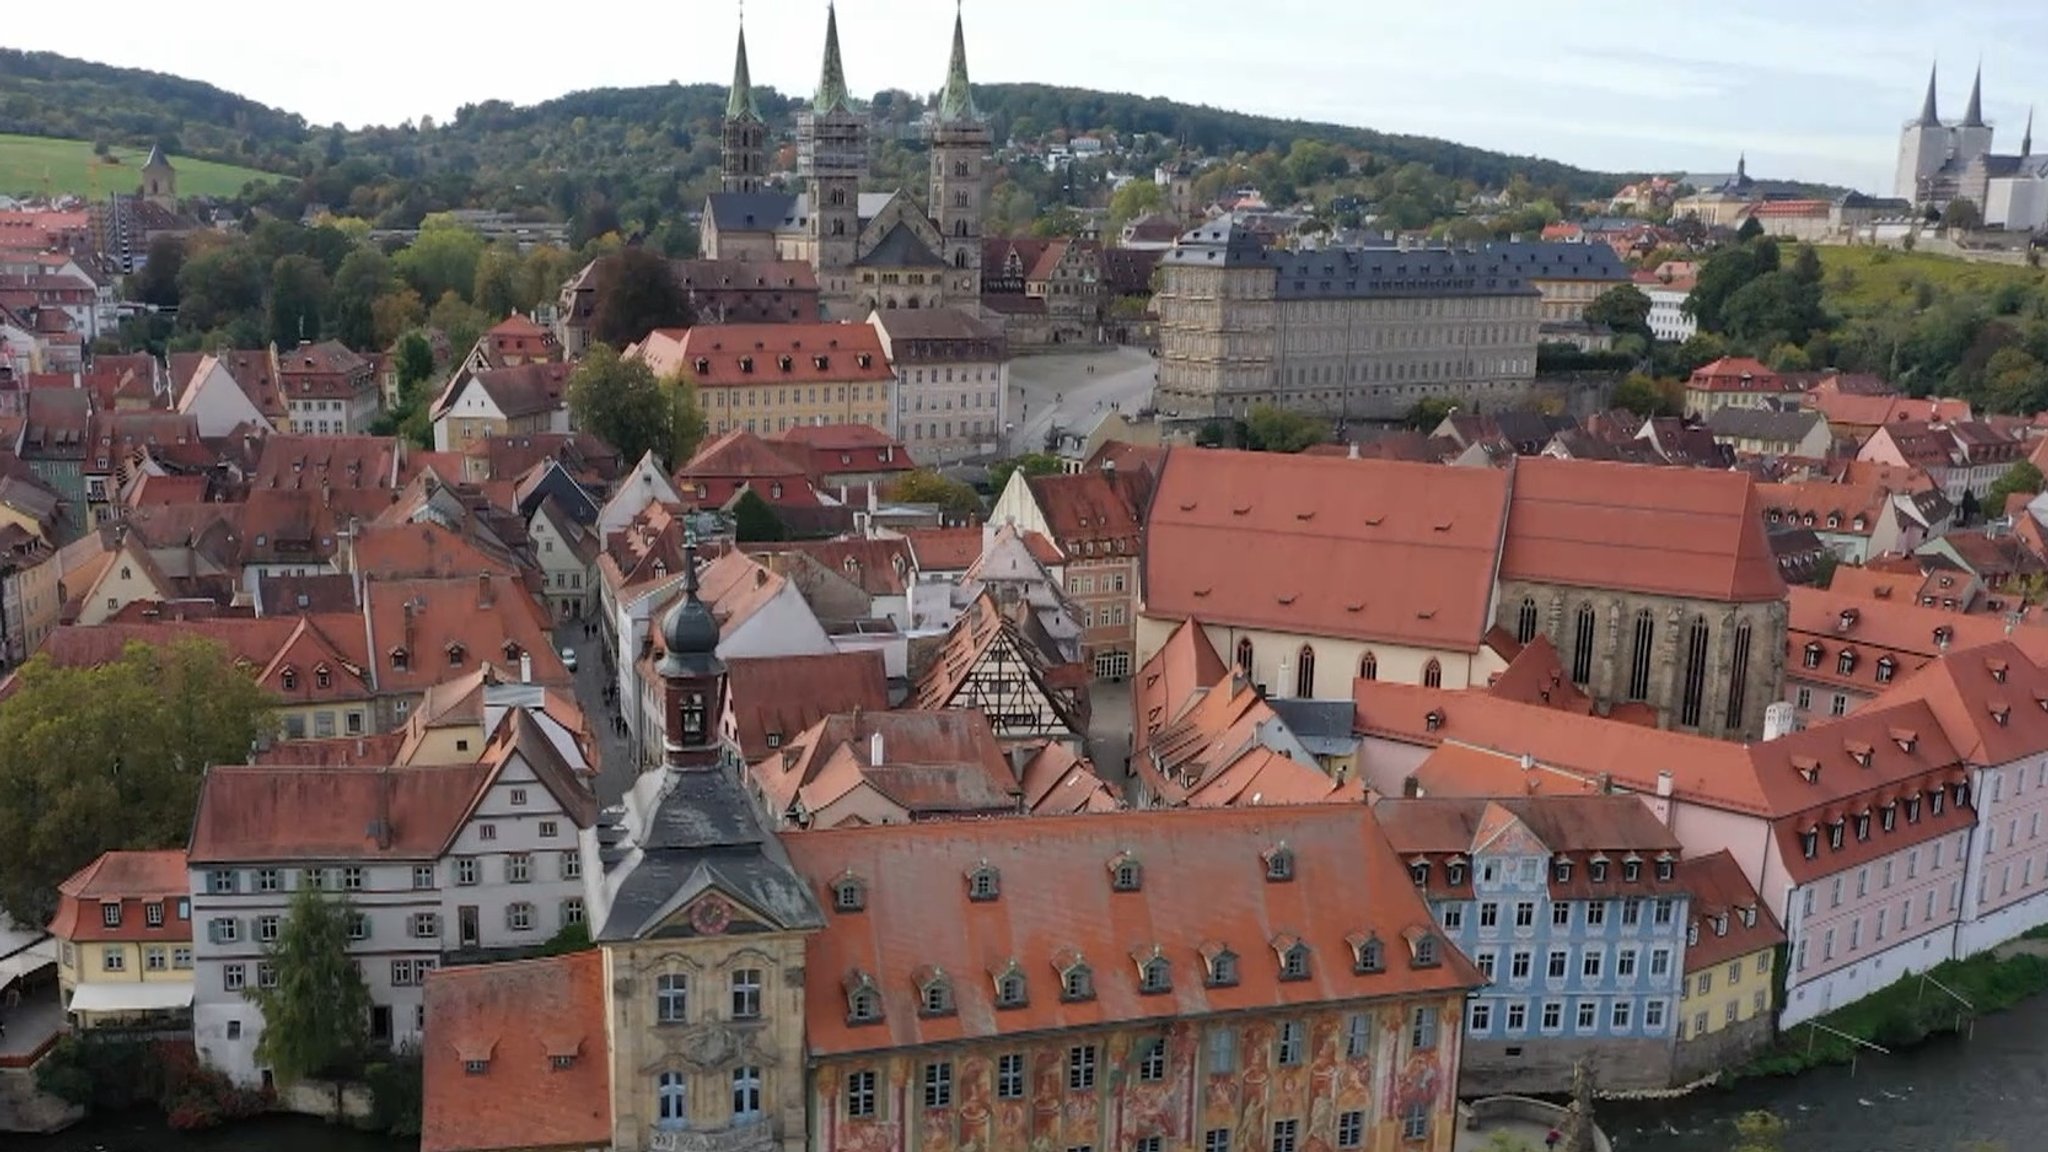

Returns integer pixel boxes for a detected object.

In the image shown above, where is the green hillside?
[0,134,284,200]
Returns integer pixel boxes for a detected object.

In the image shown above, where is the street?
[553,618,641,806]
[1006,346,1157,456]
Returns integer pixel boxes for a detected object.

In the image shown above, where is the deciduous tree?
[1583,284,1652,342]
[249,887,372,1085]
[267,254,329,348]
[330,247,394,351]
[886,470,985,521]
[1243,404,1328,452]
[0,639,272,924]
[1987,459,2045,510]
[592,246,690,349]
[567,344,705,468]
[731,489,788,542]
[394,215,486,305]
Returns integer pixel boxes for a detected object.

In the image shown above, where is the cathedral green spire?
[938,4,980,124]
[814,2,853,115]
[727,20,761,123]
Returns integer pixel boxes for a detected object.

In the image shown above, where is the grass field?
[1816,244,2048,317]
[0,134,285,200]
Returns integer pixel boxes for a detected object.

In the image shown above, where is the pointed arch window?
[1360,652,1378,681]
[1423,659,1442,689]
[1725,620,1753,731]
[1295,645,1316,699]
[1516,597,1538,644]
[1235,637,1254,676]
[1679,615,1710,728]
[1571,603,1596,685]
[1628,609,1655,701]
[954,160,969,178]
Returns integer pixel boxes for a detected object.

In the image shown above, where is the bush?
[365,1049,424,1137]
[32,1036,267,1130]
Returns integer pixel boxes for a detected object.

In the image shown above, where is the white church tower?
[1896,63,1952,204]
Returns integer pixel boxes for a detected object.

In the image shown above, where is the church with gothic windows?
[700,4,991,320]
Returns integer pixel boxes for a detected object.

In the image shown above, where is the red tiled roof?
[752,708,1021,820]
[1017,742,1120,815]
[1143,447,1510,651]
[724,652,889,762]
[1787,586,2048,698]
[1675,849,1783,973]
[421,950,611,1152]
[363,575,570,695]
[1875,639,2048,767]
[1134,618,1231,755]
[1687,357,1786,393]
[1026,468,1144,550]
[782,804,1481,1057]
[1500,456,1786,603]
[674,429,818,508]
[898,526,981,572]
[189,763,494,863]
[47,850,191,943]
[773,422,915,481]
[631,323,893,388]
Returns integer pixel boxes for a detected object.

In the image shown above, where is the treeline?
[0,49,310,171]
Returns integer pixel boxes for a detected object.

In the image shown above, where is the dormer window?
[1881,804,1897,832]
[1350,932,1385,974]
[315,665,331,690]
[1932,789,1946,816]
[1837,650,1857,675]
[1715,914,1729,937]
[1425,708,1444,732]
[917,969,956,1018]
[1263,844,1295,882]
[280,667,297,692]
[447,642,467,668]
[693,358,710,375]
[1190,940,1236,988]
[1803,642,1823,669]
[1136,951,1172,994]
[1275,937,1311,982]
[464,1059,489,1076]
[1409,860,1430,886]
[1058,957,1095,1002]
[1828,820,1845,850]
[1410,933,1440,968]
[1554,858,1574,883]
[831,873,866,913]
[1907,795,1923,823]
[1588,859,1609,883]
[1109,853,1142,892]
[1800,829,1819,859]
[1855,813,1871,841]
[845,971,883,1024]
[1655,856,1675,881]
[390,647,409,672]
[1954,781,1971,807]
[1622,859,1642,883]
[1445,859,1467,886]
[967,862,1000,901]
[739,356,755,373]
[993,962,1028,1008]
[777,355,793,372]
[1742,905,1758,928]
[1687,922,1700,946]
[1876,656,1897,684]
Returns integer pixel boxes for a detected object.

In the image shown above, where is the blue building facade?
[1376,794,1692,1093]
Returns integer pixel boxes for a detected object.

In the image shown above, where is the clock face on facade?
[689,896,733,936]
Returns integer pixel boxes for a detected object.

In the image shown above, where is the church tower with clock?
[587,533,825,1152]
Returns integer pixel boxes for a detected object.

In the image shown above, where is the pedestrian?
[1545,1128,1561,1150]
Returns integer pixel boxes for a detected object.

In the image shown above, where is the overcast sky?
[16,0,2048,194]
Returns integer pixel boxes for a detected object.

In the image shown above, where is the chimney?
[869,729,886,765]
[1596,772,1614,794]
[1655,770,1674,798]
[520,651,533,684]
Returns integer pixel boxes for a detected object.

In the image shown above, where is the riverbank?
[13,1111,406,1152]
[1738,942,2048,1079]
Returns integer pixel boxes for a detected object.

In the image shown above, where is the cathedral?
[1891,61,2048,231]
[699,3,990,319]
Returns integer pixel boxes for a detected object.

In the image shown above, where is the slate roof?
[855,222,945,268]
[704,191,800,233]
[594,768,826,942]
[1705,406,1825,443]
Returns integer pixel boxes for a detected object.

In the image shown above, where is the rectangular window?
[210,917,239,944]
[1401,1101,1430,1141]
[412,865,435,890]
[1478,902,1499,928]
[1542,1000,1562,1030]
[255,868,280,892]
[256,914,280,943]
[730,969,762,1019]
[507,854,532,883]
[145,902,164,927]
[1506,1002,1527,1031]
[222,963,245,991]
[1345,1012,1370,1060]
[923,1061,953,1108]
[1514,901,1535,927]
[1617,948,1638,978]
[1337,1111,1364,1149]
[561,850,582,880]
[173,947,193,970]
[1577,1001,1597,1030]
[456,859,478,886]
[102,949,125,972]
[1645,999,1666,1029]
[1650,948,1672,978]
[1653,898,1675,925]
[145,946,167,971]
[1410,1005,1438,1051]
[1206,1026,1238,1073]
[1612,1001,1633,1030]
[1547,949,1568,979]
[847,1070,877,1118]
[1621,898,1641,926]
[1440,903,1464,930]
[1068,1044,1097,1090]
[1139,1039,1167,1082]
[1582,951,1603,979]
[1586,901,1607,927]
[208,870,237,895]
[998,1053,1025,1099]
[1206,1131,1232,1152]
[1276,1020,1305,1066]
[340,866,363,891]
[1272,1118,1299,1152]
[1470,1002,1493,1032]
[1551,903,1571,928]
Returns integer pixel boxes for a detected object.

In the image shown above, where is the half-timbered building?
[912,590,1087,746]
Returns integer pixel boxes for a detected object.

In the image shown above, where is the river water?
[18,996,2048,1152]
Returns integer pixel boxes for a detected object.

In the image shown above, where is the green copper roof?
[727,24,762,122]
[814,2,853,115]
[937,8,979,123]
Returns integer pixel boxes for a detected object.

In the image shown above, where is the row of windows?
[1427,855,1676,891]
[653,968,766,1023]
[205,898,582,947]
[1473,943,1675,983]
[1068,573,1130,596]
[702,384,884,407]
[79,942,194,971]
[1469,996,1667,1035]
[1795,880,1963,971]
[96,898,189,929]
[1234,641,1439,694]
[1674,992,1770,1039]
[906,419,996,441]
[1802,834,1967,918]
[1681,952,1772,999]
[1443,894,1678,933]
[652,1066,764,1129]
[205,851,578,896]
[279,709,367,740]
[1794,785,1968,860]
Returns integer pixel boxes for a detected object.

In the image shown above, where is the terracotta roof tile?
[1788,586,2048,697]
[189,763,495,864]
[421,950,611,1152]
[1016,742,1120,814]
[1500,456,1786,602]
[782,805,1481,1057]
[48,850,191,942]
[631,322,894,389]
[724,652,889,762]
[1025,469,1144,549]
[753,709,1021,821]
[1134,619,1230,755]
[1675,850,1783,973]
[1144,447,1510,651]
[898,526,981,572]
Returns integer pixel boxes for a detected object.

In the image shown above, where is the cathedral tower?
[1896,62,1952,204]
[721,15,768,194]
[798,2,866,298]
[1953,64,1995,171]
[929,4,992,299]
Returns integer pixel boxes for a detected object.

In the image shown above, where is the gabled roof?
[1134,618,1230,755]
[1025,468,1145,549]
[912,589,1084,734]
[855,222,945,269]
[1143,447,1510,651]
[1705,406,1825,443]
[632,323,893,388]
[48,849,190,941]
[1874,639,2048,767]
[724,652,889,762]
[783,804,1482,1057]
[189,763,496,864]
[1017,741,1119,815]
[898,526,981,572]
[421,951,611,1152]
[752,708,1020,821]
[1500,456,1786,603]
[1676,850,1783,972]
